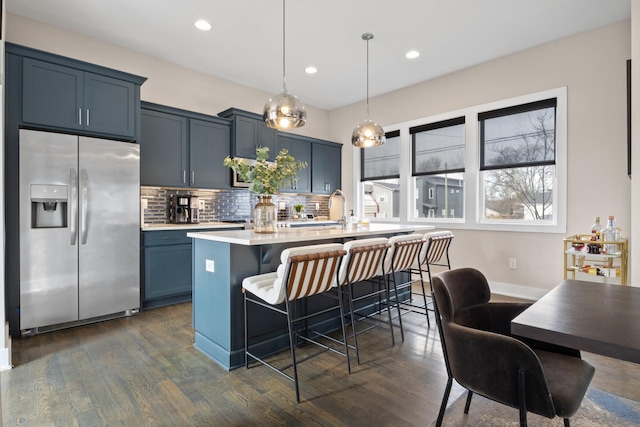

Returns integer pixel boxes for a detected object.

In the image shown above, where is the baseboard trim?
[0,347,10,371]
[488,281,548,301]
[0,322,11,370]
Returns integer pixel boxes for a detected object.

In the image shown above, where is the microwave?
[231,158,254,188]
[231,157,275,188]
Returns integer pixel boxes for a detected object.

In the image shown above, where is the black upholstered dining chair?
[431,268,595,427]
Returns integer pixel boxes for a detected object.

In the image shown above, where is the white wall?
[3,14,634,297]
[5,14,332,141]
[329,20,632,294]
[0,0,10,371]
[631,0,640,293]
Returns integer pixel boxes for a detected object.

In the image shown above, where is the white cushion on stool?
[242,243,344,305]
[411,230,454,270]
[385,233,425,273]
[339,237,389,284]
[243,272,279,304]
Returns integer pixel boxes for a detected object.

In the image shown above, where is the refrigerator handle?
[80,168,89,245]
[70,168,78,245]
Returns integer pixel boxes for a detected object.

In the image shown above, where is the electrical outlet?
[206,259,215,272]
[199,199,205,210]
[509,258,517,269]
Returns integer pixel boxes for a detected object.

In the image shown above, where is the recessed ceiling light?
[406,50,420,59]
[194,20,212,31]
[305,66,318,74]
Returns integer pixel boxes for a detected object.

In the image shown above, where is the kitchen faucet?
[328,189,347,228]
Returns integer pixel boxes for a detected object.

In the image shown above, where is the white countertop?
[187,223,435,246]
[141,222,244,231]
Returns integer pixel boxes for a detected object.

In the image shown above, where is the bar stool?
[383,233,426,341]
[405,230,455,325]
[243,243,348,403]
[338,237,391,364]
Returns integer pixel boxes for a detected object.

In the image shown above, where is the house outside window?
[479,98,556,222]
[361,130,400,218]
[411,118,465,219]
[358,87,566,233]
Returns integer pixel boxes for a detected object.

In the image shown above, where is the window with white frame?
[411,117,465,219]
[361,130,400,218]
[479,98,556,222]
[358,87,566,233]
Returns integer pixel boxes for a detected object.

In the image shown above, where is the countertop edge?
[187,224,435,246]
[141,223,244,231]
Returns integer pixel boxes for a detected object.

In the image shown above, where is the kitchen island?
[187,223,434,370]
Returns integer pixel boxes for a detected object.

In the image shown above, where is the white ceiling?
[7,0,631,110]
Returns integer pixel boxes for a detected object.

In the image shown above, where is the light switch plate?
[206,259,215,272]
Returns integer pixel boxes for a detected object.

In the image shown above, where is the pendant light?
[263,0,307,129]
[352,33,385,148]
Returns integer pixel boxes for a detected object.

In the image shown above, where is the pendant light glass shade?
[352,32,385,148]
[263,92,307,129]
[263,0,307,130]
[351,119,385,147]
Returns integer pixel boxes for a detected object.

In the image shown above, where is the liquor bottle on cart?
[588,216,602,254]
[602,215,618,255]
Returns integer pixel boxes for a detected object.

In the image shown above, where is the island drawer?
[143,230,193,246]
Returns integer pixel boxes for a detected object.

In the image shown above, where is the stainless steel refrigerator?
[19,129,140,332]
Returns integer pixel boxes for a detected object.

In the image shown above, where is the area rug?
[430,388,640,426]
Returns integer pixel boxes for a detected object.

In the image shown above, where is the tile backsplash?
[141,186,331,225]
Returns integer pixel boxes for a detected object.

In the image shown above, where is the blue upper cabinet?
[23,59,84,132]
[140,108,188,187]
[189,119,231,189]
[83,72,136,137]
[20,52,144,140]
[140,102,231,189]
[311,142,342,194]
[218,108,277,160]
[276,134,311,193]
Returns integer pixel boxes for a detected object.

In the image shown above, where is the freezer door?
[78,137,140,319]
[19,129,79,330]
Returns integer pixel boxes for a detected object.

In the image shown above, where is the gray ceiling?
[7,0,631,110]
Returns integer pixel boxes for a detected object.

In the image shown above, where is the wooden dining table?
[511,279,640,364]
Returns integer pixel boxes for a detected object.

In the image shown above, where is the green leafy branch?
[224,147,307,195]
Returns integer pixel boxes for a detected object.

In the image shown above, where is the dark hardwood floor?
[2,296,639,426]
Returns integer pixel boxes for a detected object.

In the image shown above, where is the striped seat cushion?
[384,233,425,273]
[242,243,344,305]
[338,238,389,285]
[411,230,455,270]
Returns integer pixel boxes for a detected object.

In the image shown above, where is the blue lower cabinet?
[142,228,241,309]
[143,244,193,307]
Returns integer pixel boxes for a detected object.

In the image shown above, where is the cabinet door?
[84,72,136,138]
[258,121,277,161]
[144,244,192,300]
[233,115,277,160]
[23,58,83,131]
[324,145,342,193]
[140,109,188,187]
[233,115,259,158]
[277,135,311,193]
[189,119,231,189]
[312,143,342,194]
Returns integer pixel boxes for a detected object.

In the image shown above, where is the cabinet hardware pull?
[191,171,195,184]
[80,169,89,245]
[70,169,78,245]
[183,170,187,183]
[86,109,90,127]
[78,108,82,125]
